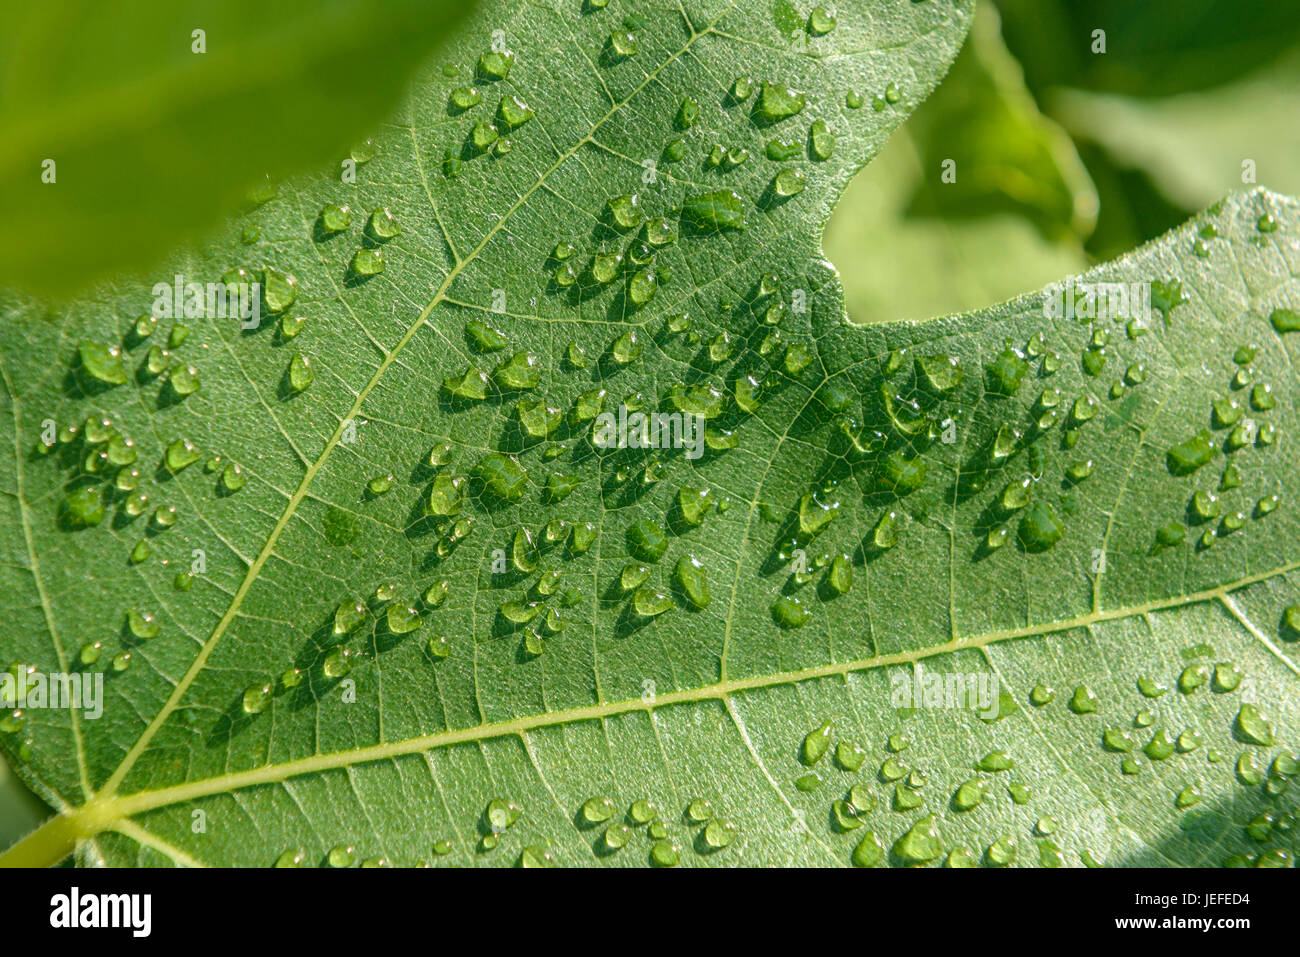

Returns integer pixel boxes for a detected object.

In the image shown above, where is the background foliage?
[825,0,1300,321]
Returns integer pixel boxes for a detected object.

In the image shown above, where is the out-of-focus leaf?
[825,3,1091,323]
[0,0,472,298]
[1051,52,1300,212]
[1070,143,1194,265]
[993,0,1300,98]
[824,132,1088,323]
[899,4,1096,242]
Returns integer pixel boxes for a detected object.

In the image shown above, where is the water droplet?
[808,119,835,160]
[977,750,1013,772]
[486,798,522,832]
[825,554,853,596]
[607,193,643,231]
[605,330,640,367]
[274,849,305,868]
[325,604,367,647]
[772,595,810,629]
[131,313,158,341]
[450,86,481,110]
[164,437,200,472]
[893,815,942,864]
[875,452,927,497]
[986,835,1017,867]
[866,509,899,551]
[444,366,489,402]
[510,526,539,572]
[242,682,272,714]
[674,555,710,609]
[60,486,105,528]
[628,268,658,305]
[386,603,421,635]
[350,248,385,276]
[609,30,638,57]
[287,354,313,393]
[1030,684,1055,706]
[1211,661,1242,692]
[167,363,200,398]
[1143,728,1176,761]
[127,608,160,639]
[1269,307,1300,333]
[987,347,1029,396]
[1068,685,1098,714]
[519,844,555,868]
[150,501,179,530]
[497,94,534,129]
[603,822,632,850]
[1066,460,1093,483]
[696,818,733,850]
[327,845,356,868]
[1017,501,1065,552]
[650,839,679,867]
[681,190,747,231]
[260,268,298,313]
[1178,663,1210,694]
[632,586,672,618]
[569,521,597,556]
[794,773,821,792]
[756,81,806,122]
[801,719,833,765]
[1103,728,1133,752]
[78,341,128,386]
[1234,704,1274,746]
[582,796,618,824]
[625,518,667,562]
[807,5,837,35]
[475,453,528,502]
[953,779,985,811]
[477,50,514,81]
[772,167,806,197]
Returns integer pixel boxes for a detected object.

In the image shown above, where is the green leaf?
[0,0,472,298]
[3,0,1299,870]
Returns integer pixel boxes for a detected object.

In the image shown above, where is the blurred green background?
[4,0,1299,845]
[824,0,1300,324]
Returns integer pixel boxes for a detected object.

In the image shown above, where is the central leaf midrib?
[98,5,736,799]
[98,557,1300,823]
